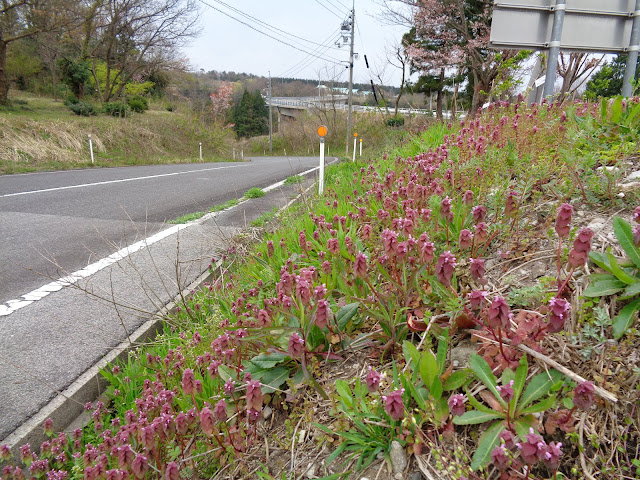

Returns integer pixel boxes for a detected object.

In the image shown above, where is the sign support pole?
[359,138,362,156]
[319,138,325,195]
[352,134,357,162]
[543,0,566,100]
[623,0,640,97]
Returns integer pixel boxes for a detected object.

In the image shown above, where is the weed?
[284,175,304,185]
[168,211,207,224]
[245,187,265,198]
[210,198,239,212]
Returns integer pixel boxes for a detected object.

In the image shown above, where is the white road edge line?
[1,164,249,198]
[0,161,334,317]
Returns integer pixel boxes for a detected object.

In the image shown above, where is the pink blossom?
[471,205,487,224]
[458,229,473,249]
[440,196,453,222]
[633,224,640,246]
[327,238,339,254]
[634,206,640,224]
[365,366,382,393]
[354,253,368,278]
[547,297,570,333]
[321,260,331,275]
[165,462,180,480]
[488,296,511,330]
[200,407,215,435]
[223,378,235,396]
[463,190,474,205]
[448,394,466,416]
[382,389,405,421]
[315,299,329,328]
[298,231,308,251]
[497,380,515,402]
[518,428,546,464]
[469,258,485,282]
[491,445,510,470]
[436,251,457,287]
[213,399,227,422]
[295,277,312,304]
[43,418,54,436]
[246,380,263,411]
[467,290,488,310]
[500,429,516,449]
[504,191,519,216]
[0,444,11,461]
[267,240,274,257]
[474,222,488,243]
[381,229,399,256]
[542,442,563,470]
[573,381,595,410]
[568,227,593,268]
[131,454,149,479]
[288,333,305,358]
[555,203,573,238]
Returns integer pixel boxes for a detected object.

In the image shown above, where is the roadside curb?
[1,162,326,453]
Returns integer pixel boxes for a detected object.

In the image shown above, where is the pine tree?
[231,90,268,138]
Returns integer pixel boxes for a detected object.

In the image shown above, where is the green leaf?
[443,371,468,391]
[249,352,289,369]
[308,325,326,350]
[612,298,640,339]
[430,377,443,401]
[335,379,353,408]
[610,96,623,123]
[467,393,505,416]
[218,364,235,382]
[512,355,528,408]
[336,302,360,330]
[453,410,503,425]
[325,441,348,465]
[404,376,428,410]
[613,217,640,269]
[469,354,505,407]
[471,421,505,471]
[519,394,557,414]
[436,329,449,372]
[514,419,537,440]
[419,350,438,389]
[259,367,290,393]
[588,251,613,272]
[622,282,640,299]
[403,341,421,370]
[518,370,562,410]
[606,251,637,284]
[583,277,626,297]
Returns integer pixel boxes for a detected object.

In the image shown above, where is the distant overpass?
[265,95,459,119]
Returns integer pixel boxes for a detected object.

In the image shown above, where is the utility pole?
[622,0,640,97]
[345,4,355,156]
[268,71,273,154]
[543,0,566,100]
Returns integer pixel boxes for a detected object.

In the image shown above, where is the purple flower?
[440,196,453,222]
[354,253,368,278]
[165,462,180,480]
[224,378,235,396]
[327,238,339,254]
[436,251,457,287]
[497,380,515,402]
[573,381,595,410]
[463,190,474,206]
[518,428,547,464]
[181,369,195,396]
[568,227,593,268]
[469,258,485,282]
[448,394,466,416]
[474,222,488,243]
[246,380,263,411]
[500,429,516,449]
[365,366,382,393]
[288,332,305,358]
[504,191,519,216]
[382,389,405,421]
[467,290,488,310]
[458,229,473,249]
[43,418,54,437]
[471,205,487,224]
[381,229,399,256]
[213,399,227,422]
[542,441,563,470]
[488,296,511,330]
[491,445,510,470]
[0,444,11,461]
[555,203,573,238]
[547,297,570,333]
[633,224,640,247]
[315,299,329,329]
[131,454,149,479]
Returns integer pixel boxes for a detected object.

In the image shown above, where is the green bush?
[244,187,265,198]
[386,115,405,127]
[127,95,149,113]
[64,94,79,107]
[68,101,97,116]
[103,101,130,117]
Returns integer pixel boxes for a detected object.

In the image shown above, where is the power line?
[279,28,343,78]
[325,0,350,16]
[312,0,343,19]
[196,0,343,65]
[208,0,342,51]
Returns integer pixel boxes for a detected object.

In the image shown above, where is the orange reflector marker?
[317,125,328,137]
[354,132,358,137]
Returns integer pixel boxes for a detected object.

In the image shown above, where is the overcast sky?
[182,0,410,87]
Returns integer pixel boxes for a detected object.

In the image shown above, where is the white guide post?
[88,134,94,164]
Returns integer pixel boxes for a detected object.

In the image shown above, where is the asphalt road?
[0,157,318,306]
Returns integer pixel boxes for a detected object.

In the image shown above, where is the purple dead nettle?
[499,429,516,449]
[245,380,263,412]
[474,222,488,243]
[365,366,382,393]
[458,229,473,249]
[547,297,571,333]
[517,428,547,464]
[288,333,305,358]
[354,252,368,278]
[634,206,640,224]
[435,251,457,287]
[469,258,486,284]
[448,393,466,416]
[467,290,488,310]
[491,444,510,470]
[633,224,640,247]
[440,196,453,223]
[199,407,215,435]
[555,203,573,238]
[382,389,405,421]
[573,381,596,410]
[504,191,519,216]
[497,380,515,402]
[487,296,511,330]
[543,442,563,470]
[567,227,593,268]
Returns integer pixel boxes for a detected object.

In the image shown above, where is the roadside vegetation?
[2,97,639,480]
